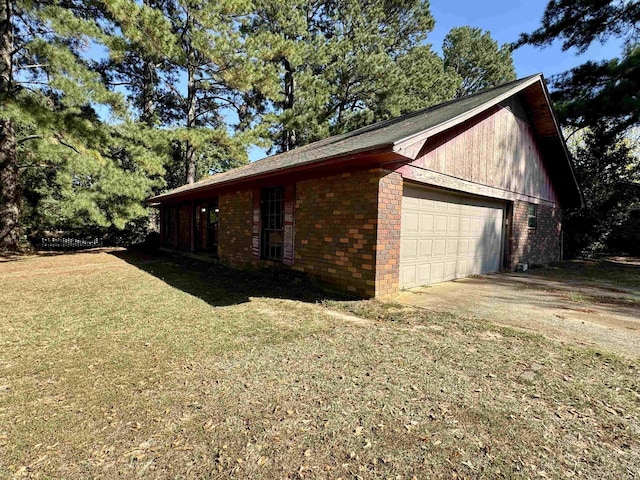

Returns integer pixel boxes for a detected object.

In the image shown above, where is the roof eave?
[148,144,399,203]
[537,76,584,208]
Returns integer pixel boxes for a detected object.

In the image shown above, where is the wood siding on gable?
[404,103,559,204]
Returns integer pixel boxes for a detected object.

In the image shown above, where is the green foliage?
[163,127,250,190]
[518,0,639,138]
[240,0,456,152]
[518,0,640,53]
[551,45,640,136]
[443,26,516,97]
[1,0,175,244]
[520,0,640,256]
[563,128,640,255]
[19,115,166,236]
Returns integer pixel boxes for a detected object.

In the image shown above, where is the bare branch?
[17,135,43,144]
[16,64,49,70]
[54,134,82,155]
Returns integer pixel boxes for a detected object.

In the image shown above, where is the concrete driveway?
[398,260,640,358]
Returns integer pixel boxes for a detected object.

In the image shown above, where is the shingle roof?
[150,75,544,202]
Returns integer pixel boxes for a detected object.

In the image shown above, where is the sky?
[428,0,622,79]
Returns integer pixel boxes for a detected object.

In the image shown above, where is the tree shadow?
[108,249,351,307]
[0,247,120,263]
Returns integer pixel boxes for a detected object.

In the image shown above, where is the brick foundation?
[508,201,561,269]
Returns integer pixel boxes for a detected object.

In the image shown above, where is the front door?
[194,199,219,255]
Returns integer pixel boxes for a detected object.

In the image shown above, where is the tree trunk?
[281,56,296,152]
[140,59,156,126]
[140,0,157,126]
[0,119,20,251]
[185,61,197,184]
[0,0,20,251]
[184,9,197,185]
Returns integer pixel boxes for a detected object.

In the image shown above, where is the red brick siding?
[213,168,405,298]
[508,201,561,269]
[294,169,380,296]
[375,171,403,297]
[218,190,253,267]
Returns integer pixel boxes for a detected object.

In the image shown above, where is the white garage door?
[400,185,505,289]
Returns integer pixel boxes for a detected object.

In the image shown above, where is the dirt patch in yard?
[398,258,640,359]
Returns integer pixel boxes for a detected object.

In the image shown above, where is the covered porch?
[157,196,219,256]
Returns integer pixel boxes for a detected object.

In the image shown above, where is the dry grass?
[1,251,639,479]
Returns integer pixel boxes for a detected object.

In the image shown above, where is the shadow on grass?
[0,247,120,263]
[108,249,350,307]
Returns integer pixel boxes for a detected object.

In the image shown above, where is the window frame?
[260,186,285,261]
[527,203,538,229]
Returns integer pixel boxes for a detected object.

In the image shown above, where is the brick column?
[374,170,403,298]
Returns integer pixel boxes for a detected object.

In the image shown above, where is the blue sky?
[428,0,622,78]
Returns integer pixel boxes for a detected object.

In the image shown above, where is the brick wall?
[214,168,405,298]
[294,169,380,296]
[218,189,253,267]
[375,171,402,297]
[508,200,561,269]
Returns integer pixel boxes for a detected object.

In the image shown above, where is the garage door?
[400,185,505,289]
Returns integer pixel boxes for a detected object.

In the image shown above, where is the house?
[149,74,582,298]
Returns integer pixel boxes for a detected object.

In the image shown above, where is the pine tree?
[1,0,124,250]
[241,0,452,153]
[563,127,640,254]
[158,0,257,185]
[519,0,640,254]
[443,26,516,98]
[517,0,640,137]
[0,0,171,251]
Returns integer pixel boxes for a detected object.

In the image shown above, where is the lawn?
[0,250,638,478]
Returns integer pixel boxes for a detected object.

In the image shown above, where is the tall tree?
[0,0,173,251]
[519,0,640,254]
[160,0,256,185]
[241,0,446,153]
[443,26,516,97]
[98,0,179,127]
[0,0,123,250]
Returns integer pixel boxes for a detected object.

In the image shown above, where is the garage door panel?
[434,215,447,232]
[400,185,505,289]
[403,211,419,232]
[446,239,458,255]
[400,265,416,285]
[419,239,433,257]
[433,239,446,255]
[401,238,418,260]
[431,262,445,281]
[420,214,434,232]
[417,264,431,284]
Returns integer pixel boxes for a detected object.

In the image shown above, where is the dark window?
[164,205,176,246]
[527,204,537,229]
[261,187,284,261]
